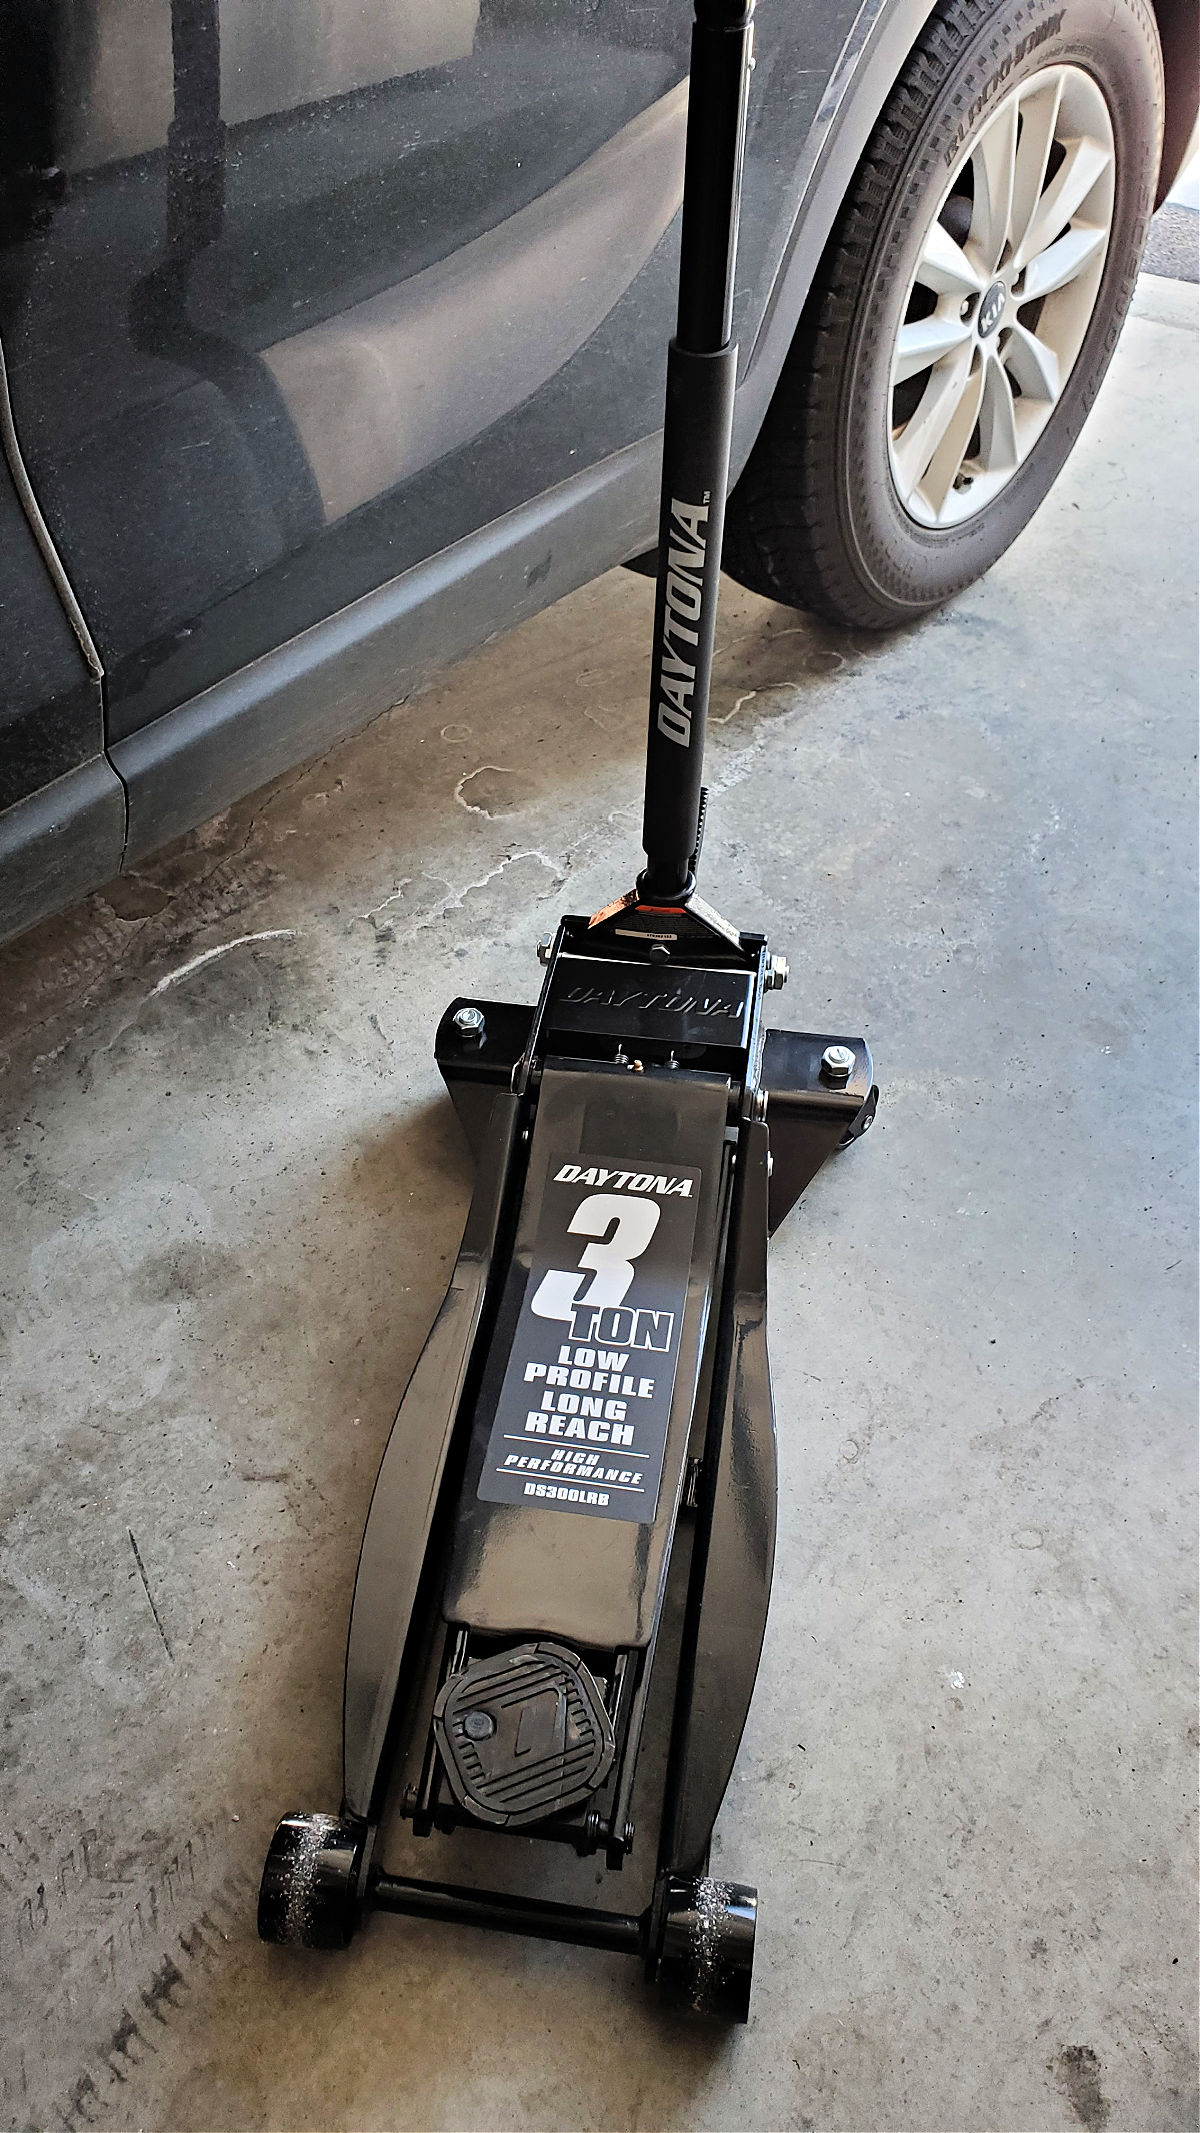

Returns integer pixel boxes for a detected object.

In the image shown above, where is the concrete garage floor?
[1,277,1196,2133]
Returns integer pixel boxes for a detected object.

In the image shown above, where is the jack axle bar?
[371,1873,645,1954]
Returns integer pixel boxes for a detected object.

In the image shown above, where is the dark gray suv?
[1,0,1194,943]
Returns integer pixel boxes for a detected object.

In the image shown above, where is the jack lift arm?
[258,0,877,2022]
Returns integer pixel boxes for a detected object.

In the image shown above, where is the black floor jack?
[259,0,876,2022]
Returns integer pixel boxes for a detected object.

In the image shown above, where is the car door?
[0,0,696,744]
[1,0,904,900]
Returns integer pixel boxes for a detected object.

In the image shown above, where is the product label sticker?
[477,1154,702,1523]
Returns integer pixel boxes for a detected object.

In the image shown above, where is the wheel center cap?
[978,280,1006,337]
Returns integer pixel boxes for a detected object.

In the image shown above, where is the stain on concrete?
[133,1240,242,1305]
[1057,2045,1111,2130]
[98,877,174,922]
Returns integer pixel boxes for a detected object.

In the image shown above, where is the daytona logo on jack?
[656,496,709,749]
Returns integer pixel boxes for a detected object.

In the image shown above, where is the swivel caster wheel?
[257,1812,368,1949]
[646,1873,757,2022]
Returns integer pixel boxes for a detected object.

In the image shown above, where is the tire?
[723,0,1163,628]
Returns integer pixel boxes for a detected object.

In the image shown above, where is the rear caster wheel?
[838,1084,878,1151]
[257,1812,367,1949]
[647,1873,757,2022]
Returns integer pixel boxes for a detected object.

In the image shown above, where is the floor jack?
[258,0,876,2022]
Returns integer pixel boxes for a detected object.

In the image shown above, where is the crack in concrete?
[412,850,567,931]
[364,851,568,938]
[126,1530,173,1661]
[362,879,413,926]
[712,689,758,725]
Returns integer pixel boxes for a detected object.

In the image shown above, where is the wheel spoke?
[892,341,976,501]
[1004,320,1060,403]
[921,360,986,517]
[970,97,1019,274]
[916,218,985,299]
[1015,133,1113,271]
[1019,219,1108,302]
[1008,75,1064,264]
[892,312,974,385]
[977,350,1019,472]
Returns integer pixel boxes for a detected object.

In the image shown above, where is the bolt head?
[821,1043,856,1082]
[765,954,789,991]
[536,936,554,965]
[453,1004,485,1040]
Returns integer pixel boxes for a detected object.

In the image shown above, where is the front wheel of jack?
[257,1812,367,1949]
[646,1873,757,2022]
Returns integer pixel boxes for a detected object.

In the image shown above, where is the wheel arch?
[1148,0,1199,204]
[731,0,944,482]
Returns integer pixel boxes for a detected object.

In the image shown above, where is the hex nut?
[821,1043,856,1082]
[453,1005,486,1041]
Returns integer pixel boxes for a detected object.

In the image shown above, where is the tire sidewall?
[838,0,1163,617]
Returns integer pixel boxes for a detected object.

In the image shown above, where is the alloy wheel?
[888,63,1116,528]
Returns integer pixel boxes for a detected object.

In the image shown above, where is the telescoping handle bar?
[639,0,755,904]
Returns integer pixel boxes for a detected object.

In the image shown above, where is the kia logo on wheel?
[979,280,1007,336]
